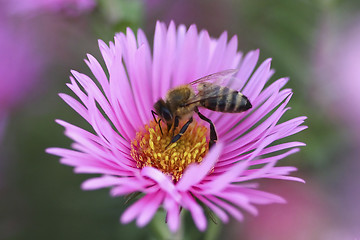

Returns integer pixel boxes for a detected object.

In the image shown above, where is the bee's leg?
[166,117,193,149]
[157,119,164,135]
[195,108,217,149]
[172,116,180,137]
[152,110,163,135]
[167,122,172,133]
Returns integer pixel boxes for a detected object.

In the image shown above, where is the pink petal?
[136,191,165,227]
[242,58,272,100]
[181,192,207,231]
[196,194,229,223]
[160,21,177,95]
[265,175,305,183]
[97,39,113,72]
[132,45,153,120]
[164,196,180,232]
[222,35,241,70]
[207,31,228,72]
[85,54,110,97]
[207,195,244,221]
[236,49,260,90]
[141,167,180,201]
[58,93,89,122]
[176,142,223,192]
[215,78,288,138]
[121,193,158,224]
[119,29,149,124]
[216,142,305,168]
[109,36,143,132]
[236,188,286,204]
[110,180,153,196]
[249,148,300,167]
[152,21,167,100]
[195,30,211,76]
[200,160,249,194]
[81,175,124,190]
[223,93,292,156]
[173,24,199,87]
[66,77,88,109]
[215,190,258,215]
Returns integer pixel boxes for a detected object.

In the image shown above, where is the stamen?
[131,119,209,182]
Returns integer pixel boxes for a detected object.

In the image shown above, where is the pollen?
[130,119,209,182]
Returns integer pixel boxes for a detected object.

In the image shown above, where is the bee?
[152,69,252,149]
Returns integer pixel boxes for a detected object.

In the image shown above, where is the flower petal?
[207,195,244,221]
[121,192,158,224]
[200,160,249,194]
[236,49,260,90]
[164,196,181,232]
[81,175,124,190]
[196,194,229,223]
[141,167,180,201]
[176,142,223,192]
[181,192,207,231]
[173,24,199,87]
[136,191,165,227]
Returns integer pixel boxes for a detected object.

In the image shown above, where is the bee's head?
[153,99,173,124]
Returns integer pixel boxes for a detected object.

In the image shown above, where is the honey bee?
[152,69,252,148]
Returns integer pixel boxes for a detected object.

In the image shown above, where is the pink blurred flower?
[314,16,360,238]
[0,13,44,135]
[0,113,6,141]
[314,16,360,141]
[5,0,96,15]
[237,181,331,240]
[47,21,306,232]
[330,19,360,141]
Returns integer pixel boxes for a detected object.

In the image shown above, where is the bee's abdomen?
[200,86,252,113]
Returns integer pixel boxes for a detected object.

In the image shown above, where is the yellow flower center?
[131,119,209,182]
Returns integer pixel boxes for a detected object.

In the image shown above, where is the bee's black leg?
[166,117,193,149]
[172,116,180,137]
[167,123,172,133]
[195,108,217,149]
[158,119,163,135]
[151,110,163,135]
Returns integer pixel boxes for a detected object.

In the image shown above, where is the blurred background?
[1,0,360,239]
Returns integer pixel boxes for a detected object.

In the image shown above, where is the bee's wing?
[183,69,239,107]
[189,69,239,86]
[184,83,229,106]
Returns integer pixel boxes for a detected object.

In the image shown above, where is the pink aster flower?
[0,12,44,138]
[5,0,96,15]
[314,16,360,142]
[47,21,306,232]
[0,22,42,110]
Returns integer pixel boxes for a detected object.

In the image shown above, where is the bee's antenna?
[151,110,163,135]
[151,110,158,121]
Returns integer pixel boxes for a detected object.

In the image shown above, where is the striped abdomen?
[199,85,252,113]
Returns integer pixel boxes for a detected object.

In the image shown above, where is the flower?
[0,22,42,111]
[314,16,360,142]
[237,182,330,240]
[46,21,306,232]
[0,113,6,141]
[5,0,96,16]
[314,16,360,234]
[0,11,44,138]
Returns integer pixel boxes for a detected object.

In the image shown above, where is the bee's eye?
[161,108,172,121]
